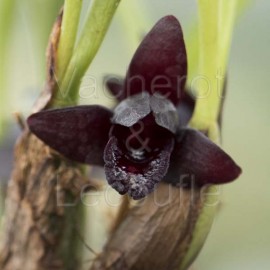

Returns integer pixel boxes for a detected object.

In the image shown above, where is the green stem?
[186,23,199,86]
[57,0,83,82]
[180,1,243,269]
[55,0,121,106]
[0,0,16,140]
[181,1,252,269]
[190,0,237,133]
[0,0,15,53]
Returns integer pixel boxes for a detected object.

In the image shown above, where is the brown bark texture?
[0,9,87,270]
[91,184,204,270]
[0,131,86,270]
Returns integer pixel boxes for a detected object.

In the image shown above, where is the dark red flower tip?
[165,128,242,186]
[124,15,187,104]
[104,75,125,101]
[27,106,113,166]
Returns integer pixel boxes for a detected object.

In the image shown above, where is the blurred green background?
[0,0,269,269]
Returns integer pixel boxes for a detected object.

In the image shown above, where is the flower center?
[110,114,173,166]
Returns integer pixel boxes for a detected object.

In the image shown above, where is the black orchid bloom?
[27,16,241,200]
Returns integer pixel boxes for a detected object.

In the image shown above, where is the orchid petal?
[177,91,195,127]
[165,128,242,186]
[124,15,187,105]
[105,75,125,101]
[112,92,151,127]
[150,94,178,133]
[27,105,113,166]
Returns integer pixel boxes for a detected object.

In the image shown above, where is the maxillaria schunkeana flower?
[27,16,241,200]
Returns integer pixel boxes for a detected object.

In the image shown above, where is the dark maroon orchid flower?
[27,16,241,200]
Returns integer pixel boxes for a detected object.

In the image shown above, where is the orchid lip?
[104,136,175,200]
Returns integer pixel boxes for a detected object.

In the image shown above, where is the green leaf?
[56,0,122,106]
[0,0,16,140]
[180,1,251,269]
[189,0,238,132]
[57,0,83,82]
